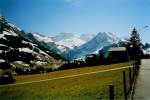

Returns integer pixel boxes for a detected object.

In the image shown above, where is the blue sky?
[0,0,150,43]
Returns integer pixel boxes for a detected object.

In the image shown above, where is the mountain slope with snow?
[26,32,98,60]
[0,16,122,62]
[55,37,85,49]
[52,33,86,49]
[32,33,53,43]
[80,33,96,42]
[68,32,120,60]
[0,16,65,70]
[25,32,70,56]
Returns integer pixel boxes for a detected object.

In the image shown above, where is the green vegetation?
[0,62,132,100]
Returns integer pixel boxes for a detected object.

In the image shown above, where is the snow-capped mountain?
[0,16,122,62]
[0,16,65,70]
[80,33,96,42]
[67,32,120,60]
[26,32,70,55]
[52,33,86,49]
[32,33,53,43]
[30,31,120,60]
[26,32,97,59]
[55,37,85,49]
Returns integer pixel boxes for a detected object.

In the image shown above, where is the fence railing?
[108,60,140,100]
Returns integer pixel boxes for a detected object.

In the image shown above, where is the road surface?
[133,59,150,100]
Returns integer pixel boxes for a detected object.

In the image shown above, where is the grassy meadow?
[0,62,132,100]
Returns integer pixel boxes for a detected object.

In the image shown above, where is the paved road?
[133,59,150,100]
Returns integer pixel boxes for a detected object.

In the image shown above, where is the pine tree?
[128,28,142,60]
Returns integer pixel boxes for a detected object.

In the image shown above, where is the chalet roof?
[109,47,127,52]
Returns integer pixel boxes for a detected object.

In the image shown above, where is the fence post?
[109,84,114,100]
[123,71,127,100]
[135,61,138,76]
[132,63,135,83]
[129,67,132,91]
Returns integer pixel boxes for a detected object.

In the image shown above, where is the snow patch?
[0,59,5,63]
[15,61,24,64]
[0,50,3,53]
[39,49,48,56]
[0,44,7,47]
[21,40,29,44]
[53,33,86,49]
[36,61,48,66]
[15,61,29,66]
[33,33,53,43]
[4,30,18,36]
[0,31,18,39]
[19,48,33,53]
[7,22,22,31]
[57,45,70,52]
[56,37,85,49]
[21,40,37,46]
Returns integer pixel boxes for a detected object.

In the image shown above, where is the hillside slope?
[0,16,65,71]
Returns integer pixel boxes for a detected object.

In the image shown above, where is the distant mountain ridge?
[0,16,123,62]
[51,33,96,49]
[26,31,121,60]
[67,32,120,60]
[27,32,96,55]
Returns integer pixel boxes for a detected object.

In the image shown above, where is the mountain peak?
[67,32,120,60]
[96,32,119,43]
[52,33,85,49]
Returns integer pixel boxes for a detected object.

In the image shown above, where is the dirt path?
[133,59,150,100]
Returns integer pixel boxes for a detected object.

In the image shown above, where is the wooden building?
[108,47,130,63]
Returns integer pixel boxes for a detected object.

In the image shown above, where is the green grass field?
[0,62,132,100]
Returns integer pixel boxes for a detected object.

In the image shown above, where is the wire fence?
[108,61,140,100]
